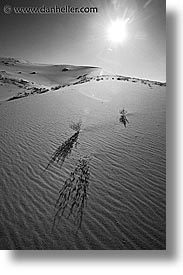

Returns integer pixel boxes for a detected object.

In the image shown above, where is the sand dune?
[0,57,165,102]
[0,57,166,249]
[0,57,102,101]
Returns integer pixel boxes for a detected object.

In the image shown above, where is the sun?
[107,18,128,44]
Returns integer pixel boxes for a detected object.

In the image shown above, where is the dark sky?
[0,0,166,81]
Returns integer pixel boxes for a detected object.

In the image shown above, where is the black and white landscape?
[0,0,166,250]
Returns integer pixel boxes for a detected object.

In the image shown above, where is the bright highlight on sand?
[107,18,127,44]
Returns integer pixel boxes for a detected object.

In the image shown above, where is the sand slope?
[0,57,102,101]
[0,58,166,249]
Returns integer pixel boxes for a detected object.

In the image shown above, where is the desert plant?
[70,120,82,132]
[119,108,129,127]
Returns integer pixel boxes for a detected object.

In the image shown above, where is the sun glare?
[107,18,128,44]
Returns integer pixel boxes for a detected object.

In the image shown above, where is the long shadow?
[53,156,91,232]
[44,121,82,171]
[45,131,80,170]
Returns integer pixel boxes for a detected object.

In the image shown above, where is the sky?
[0,0,166,81]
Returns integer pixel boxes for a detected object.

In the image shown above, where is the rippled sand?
[0,80,166,249]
